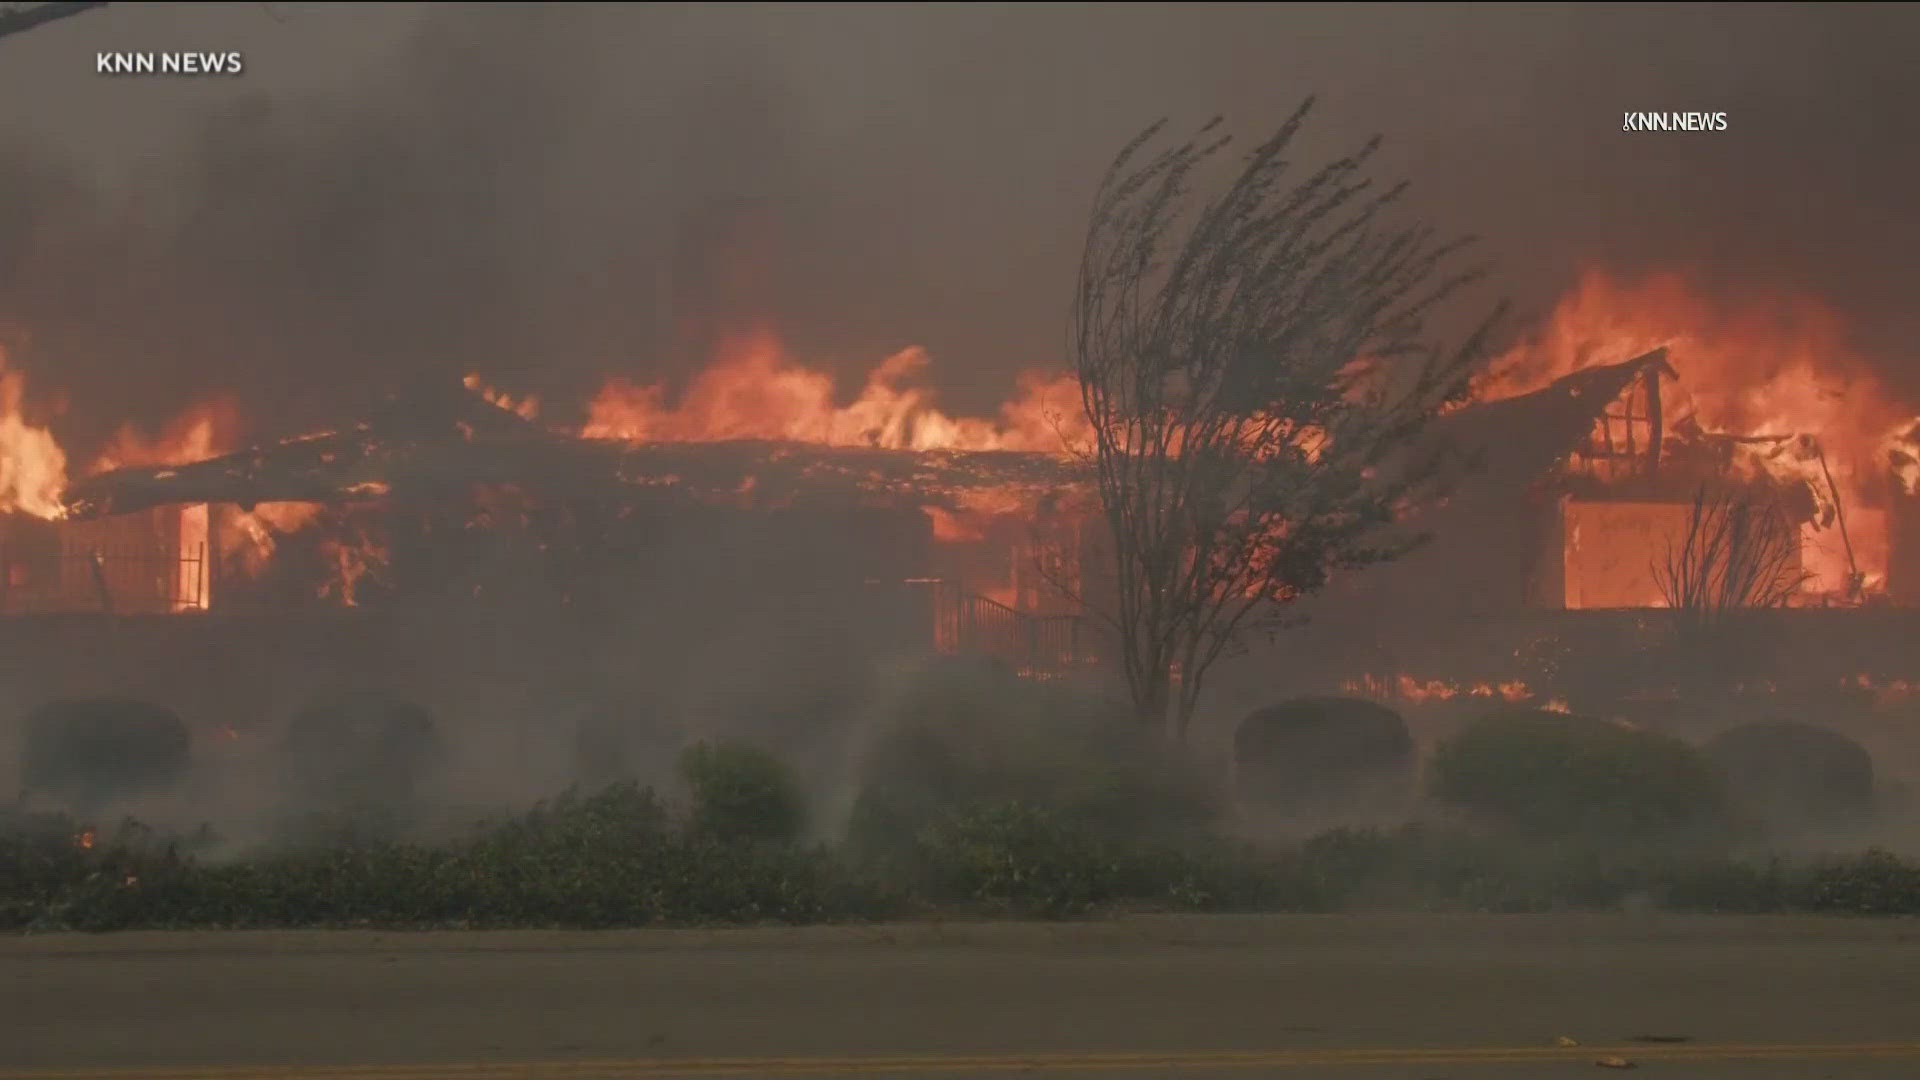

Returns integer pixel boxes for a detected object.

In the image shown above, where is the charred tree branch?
[1071,97,1503,738]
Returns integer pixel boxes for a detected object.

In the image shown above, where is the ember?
[1342,674,1533,704]
[1845,673,1919,706]
[463,374,540,422]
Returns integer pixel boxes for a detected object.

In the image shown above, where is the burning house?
[0,347,1107,758]
[1383,347,1836,616]
[1,354,1104,686]
[4,273,1920,729]
[1284,271,1920,711]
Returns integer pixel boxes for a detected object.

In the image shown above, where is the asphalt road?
[4,914,1920,1078]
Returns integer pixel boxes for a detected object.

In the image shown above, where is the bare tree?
[0,2,107,43]
[1067,98,1502,739]
[1653,483,1808,633]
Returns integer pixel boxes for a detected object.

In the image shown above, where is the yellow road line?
[8,1043,1920,1078]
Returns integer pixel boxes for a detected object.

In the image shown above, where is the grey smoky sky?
[1,2,1916,453]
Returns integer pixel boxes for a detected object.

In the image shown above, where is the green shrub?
[1791,850,1920,915]
[1285,824,1773,913]
[4,792,1920,928]
[914,801,1115,916]
[907,800,1299,918]
[1283,826,1580,912]
[1705,722,1875,828]
[0,810,93,929]
[20,698,190,810]
[846,666,1219,860]
[1429,708,1727,841]
[280,693,443,813]
[677,740,807,844]
[1234,697,1412,811]
[9,782,894,932]
[470,781,672,860]
[1660,856,1791,913]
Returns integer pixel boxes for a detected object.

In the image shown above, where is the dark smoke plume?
[0,2,1917,458]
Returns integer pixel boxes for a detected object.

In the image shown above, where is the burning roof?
[1420,348,1676,495]
[19,266,1920,610]
[58,379,1089,522]
[52,346,1835,526]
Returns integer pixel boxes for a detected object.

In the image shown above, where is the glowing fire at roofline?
[10,271,1920,619]
[577,331,1087,455]
[1475,270,1920,601]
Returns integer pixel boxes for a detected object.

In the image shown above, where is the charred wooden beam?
[1414,348,1677,494]
[60,430,1090,522]
[601,439,1088,504]
[1645,360,1664,480]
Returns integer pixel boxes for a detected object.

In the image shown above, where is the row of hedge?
[15,679,1882,852]
[1243,701,1883,841]
[8,784,1920,931]
[9,671,1920,929]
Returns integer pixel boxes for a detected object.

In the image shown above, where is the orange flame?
[583,331,1085,453]
[73,403,357,600]
[1341,673,1533,704]
[318,527,390,607]
[0,350,70,520]
[219,502,328,577]
[89,397,243,475]
[464,374,540,421]
[82,399,244,611]
[1846,673,1919,707]
[75,828,95,850]
[1893,421,1920,496]
[928,487,1049,543]
[1475,270,1920,598]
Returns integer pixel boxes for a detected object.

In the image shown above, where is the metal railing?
[0,543,210,614]
[923,579,1096,679]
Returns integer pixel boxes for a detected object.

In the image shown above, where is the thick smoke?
[6,4,1920,850]
[0,5,824,453]
[3,3,1920,458]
